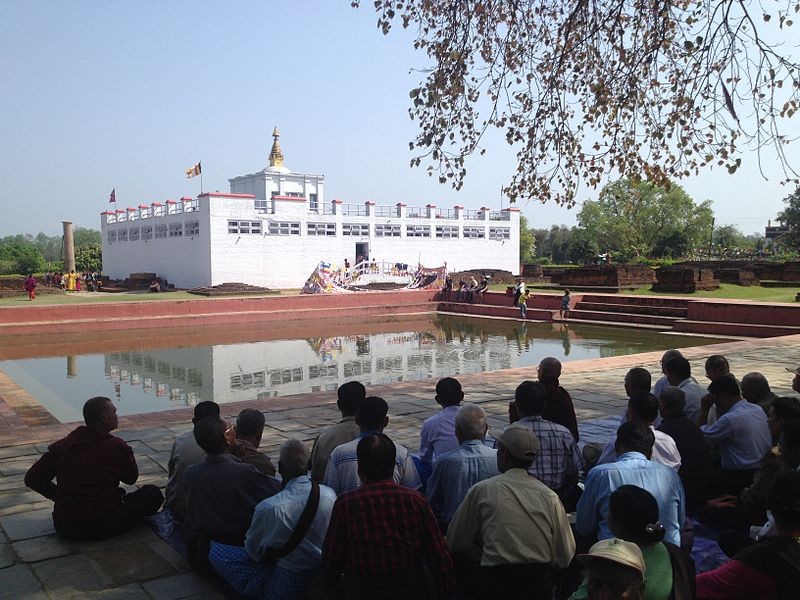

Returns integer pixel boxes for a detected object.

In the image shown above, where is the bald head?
[538,357,562,380]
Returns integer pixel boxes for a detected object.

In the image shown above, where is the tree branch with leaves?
[354,0,800,205]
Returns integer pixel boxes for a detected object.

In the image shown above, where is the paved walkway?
[2,333,800,597]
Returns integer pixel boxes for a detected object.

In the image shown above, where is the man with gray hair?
[210,439,336,598]
[231,408,276,476]
[427,404,499,528]
[741,372,777,415]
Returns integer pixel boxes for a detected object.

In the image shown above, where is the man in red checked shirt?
[321,433,455,599]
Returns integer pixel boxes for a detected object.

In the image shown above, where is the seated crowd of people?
[23,352,800,599]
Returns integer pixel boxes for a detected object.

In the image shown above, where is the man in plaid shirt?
[504,380,582,511]
[322,433,455,599]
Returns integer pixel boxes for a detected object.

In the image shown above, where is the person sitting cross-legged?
[310,381,365,483]
[321,433,455,600]
[25,396,163,541]
[699,374,772,497]
[505,380,583,511]
[663,356,708,425]
[415,377,464,488]
[210,439,337,600]
[323,395,421,495]
[183,415,281,574]
[426,404,499,530]
[447,423,575,599]
[657,386,712,510]
[696,470,800,600]
[537,356,580,441]
[164,401,220,523]
[577,422,686,548]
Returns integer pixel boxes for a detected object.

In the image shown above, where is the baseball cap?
[578,538,646,575]
[497,423,540,461]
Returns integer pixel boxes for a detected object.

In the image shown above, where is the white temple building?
[100,129,521,289]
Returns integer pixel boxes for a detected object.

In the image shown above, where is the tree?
[0,236,46,275]
[576,179,713,261]
[357,1,800,205]
[519,214,535,262]
[75,244,102,272]
[713,225,753,251]
[778,185,800,248]
[73,227,101,247]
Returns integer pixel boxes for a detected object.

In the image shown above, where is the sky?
[1,1,798,238]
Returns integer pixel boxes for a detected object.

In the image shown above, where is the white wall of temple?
[100,204,212,288]
[101,193,521,289]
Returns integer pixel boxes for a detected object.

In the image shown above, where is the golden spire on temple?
[268,127,284,168]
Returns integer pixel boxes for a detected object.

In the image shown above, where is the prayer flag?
[109,188,116,203]
[186,162,202,178]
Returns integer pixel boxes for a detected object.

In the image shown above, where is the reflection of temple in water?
[103,327,524,407]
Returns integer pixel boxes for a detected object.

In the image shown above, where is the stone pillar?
[62,221,75,273]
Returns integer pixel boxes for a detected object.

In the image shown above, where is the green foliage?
[75,244,102,272]
[577,179,713,261]
[518,215,535,262]
[778,185,800,248]
[73,227,102,247]
[0,228,102,274]
[712,225,754,251]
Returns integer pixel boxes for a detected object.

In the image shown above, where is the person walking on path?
[24,273,38,300]
[519,289,531,320]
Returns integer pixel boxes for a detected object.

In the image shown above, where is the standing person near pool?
[561,288,572,321]
[23,273,38,300]
[512,277,526,306]
[519,288,531,319]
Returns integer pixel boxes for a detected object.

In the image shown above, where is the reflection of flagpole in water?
[66,355,77,378]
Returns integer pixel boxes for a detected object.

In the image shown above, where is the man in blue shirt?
[427,404,498,528]
[210,439,337,599]
[699,374,773,496]
[416,377,464,487]
[576,422,685,547]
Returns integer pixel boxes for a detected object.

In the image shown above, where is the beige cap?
[578,538,646,574]
[497,423,540,461]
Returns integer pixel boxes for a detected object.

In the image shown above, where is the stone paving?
[2,332,800,597]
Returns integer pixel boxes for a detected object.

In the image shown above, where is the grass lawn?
[0,289,295,308]
[489,282,800,303]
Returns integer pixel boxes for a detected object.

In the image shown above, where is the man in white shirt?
[209,439,337,598]
[596,392,681,471]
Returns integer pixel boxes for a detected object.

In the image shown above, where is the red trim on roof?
[151,202,162,206]
[138,204,149,209]
[166,200,177,204]
[480,207,491,211]
[396,203,407,207]
[116,209,126,213]
[365,201,375,205]
[197,192,256,198]
[127,207,136,211]
[273,195,307,202]
[502,207,521,212]
[426,204,436,208]
[453,205,464,209]
[180,196,194,201]
[101,211,113,215]
[332,199,343,204]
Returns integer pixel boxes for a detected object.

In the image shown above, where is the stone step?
[672,320,800,338]
[567,309,681,327]
[579,294,690,308]
[436,301,553,321]
[558,317,667,331]
[575,302,688,318]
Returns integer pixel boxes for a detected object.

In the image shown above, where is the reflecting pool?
[0,314,725,422]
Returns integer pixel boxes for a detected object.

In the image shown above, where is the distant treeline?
[0,228,102,275]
